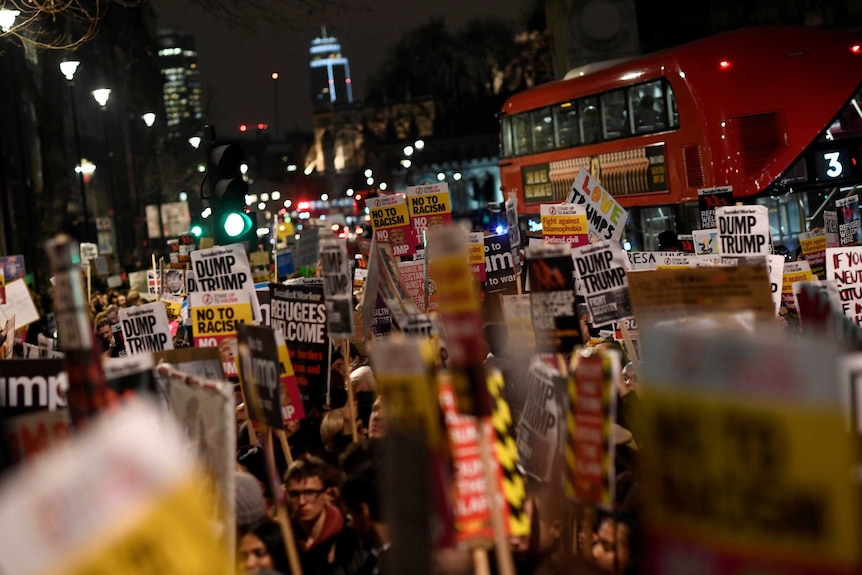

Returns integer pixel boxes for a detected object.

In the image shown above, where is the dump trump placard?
[573,241,633,326]
[191,243,261,324]
[716,205,771,255]
[119,301,174,355]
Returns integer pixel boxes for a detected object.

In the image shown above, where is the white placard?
[119,301,174,355]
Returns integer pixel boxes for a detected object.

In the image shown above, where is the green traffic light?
[191,224,203,237]
[223,212,253,238]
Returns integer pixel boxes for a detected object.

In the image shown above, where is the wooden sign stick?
[343,339,358,442]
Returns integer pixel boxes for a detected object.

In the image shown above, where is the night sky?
[149,0,529,135]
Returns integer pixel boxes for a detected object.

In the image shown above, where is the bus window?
[500,116,514,158]
[630,80,666,133]
[532,107,555,152]
[580,97,600,144]
[555,101,580,149]
[601,90,630,140]
[513,113,532,155]
[667,85,679,128]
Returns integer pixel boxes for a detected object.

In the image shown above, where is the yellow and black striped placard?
[487,369,530,537]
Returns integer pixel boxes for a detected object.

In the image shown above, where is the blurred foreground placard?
[640,326,861,573]
[628,265,774,320]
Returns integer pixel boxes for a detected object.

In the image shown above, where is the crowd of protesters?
[228,315,642,575]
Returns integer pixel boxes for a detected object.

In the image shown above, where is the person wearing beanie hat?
[235,470,268,533]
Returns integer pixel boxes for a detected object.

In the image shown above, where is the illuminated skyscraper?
[157,31,203,140]
[309,27,354,108]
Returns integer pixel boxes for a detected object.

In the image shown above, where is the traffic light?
[204,127,255,245]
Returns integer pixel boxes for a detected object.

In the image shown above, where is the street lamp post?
[60,60,91,243]
[272,72,280,139]
[92,88,120,262]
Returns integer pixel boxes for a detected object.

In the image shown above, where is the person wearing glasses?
[283,455,361,574]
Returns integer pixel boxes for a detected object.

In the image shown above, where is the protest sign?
[517,358,565,481]
[799,231,827,279]
[0,402,228,575]
[4,409,70,463]
[163,268,185,295]
[154,347,226,381]
[190,289,253,378]
[836,194,862,246]
[639,325,860,574]
[275,331,305,422]
[368,194,414,257]
[0,279,39,328]
[526,243,583,354]
[370,240,421,328]
[371,336,447,572]
[693,228,719,255]
[782,261,815,314]
[157,365,235,539]
[567,168,627,242]
[716,205,771,255]
[794,281,862,351]
[128,270,149,296]
[826,246,862,325]
[191,243,262,324]
[371,294,393,337]
[628,265,775,320]
[655,255,695,269]
[237,324,283,430]
[678,234,695,254]
[505,196,521,269]
[119,301,174,355]
[573,241,633,326]
[103,354,159,398]
[439,378,497,544]
[565,348,617,508]
[483,234,519,295]
[276,248,295,277]
[319,238,355,338]
[161,294,183,323]
[0,254,25,281]
[0,359,66,416]
[93,256,109,277]
[825,210,840,248]
[79,242,98,268]
[399,259,435,312]
[626,251,684,271]
[407,183,453,249]
[540,203,589,248]
[467,231,486,283]
[427,226,488,416]
[295,225,321,271]
[697,185,733,229]
[501,294,536,353]
[271,279,330,405]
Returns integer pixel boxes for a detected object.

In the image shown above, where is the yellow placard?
[409,192,451,218]
[429,251,480,315]
[540,214,589,237]
[800,233,827,255]
[370,201,411,231]
[467,239,485,268]
[193,302,253,338]
[277,341,295,379]
[782,269,815,294]
[640,387,860,565]
[62,480,228,575]
[375,338,441,447]
[161,298,182,321]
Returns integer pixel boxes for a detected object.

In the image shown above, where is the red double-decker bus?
[498,26,862,251]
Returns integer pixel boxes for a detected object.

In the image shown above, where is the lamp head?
[92,88,111,108]
[59,60,81,81]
